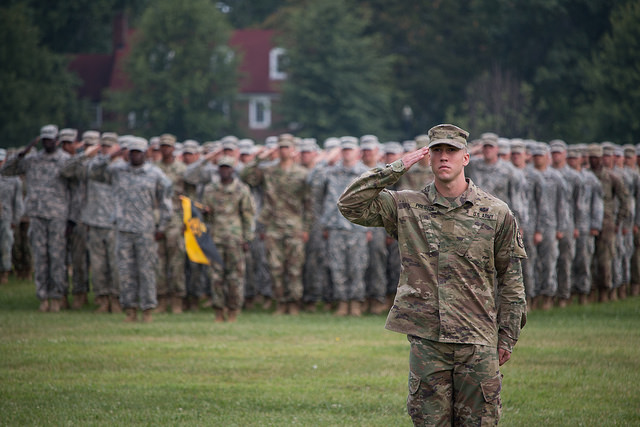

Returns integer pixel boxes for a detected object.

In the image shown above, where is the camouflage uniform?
[518,165,545,299]
[241,158,312,306]
[319,160,370,302]
[0,174,24,273]
[1,149,70,302]
[534,167,569,298]
[617,165,639,289]
[572,168,604,295]
[155,159,188,300]
[338,159,526,426]
[60,154,90,296]
[553,164,583,300]
[592,167,629,293]
[304,162,331,305]
[89,156,172,311]
[466,158,528,230]
[62,153,120,298]
[201,177,255,311]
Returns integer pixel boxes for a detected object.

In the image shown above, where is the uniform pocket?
[408,371,421,395]
[480,374,502,402]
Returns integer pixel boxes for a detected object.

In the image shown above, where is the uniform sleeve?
[591,179,604,231]
[240,186,256,242]
[12,178,25,225]
[0,154,28,177]
[183,158,213,185]
[239,160,264,188]
[59,155,87,180]
[613,174,630,226]
[155,173,173,233]
[87,155,112,183]
[493,209,527,353]
[337,160,402,230]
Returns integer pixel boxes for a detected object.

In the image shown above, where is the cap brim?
[428,139,465,149]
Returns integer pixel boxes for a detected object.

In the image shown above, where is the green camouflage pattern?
[337,160,526,352]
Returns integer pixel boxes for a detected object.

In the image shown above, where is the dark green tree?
[105,0,238,140]
[0,3,81,147]
[276,0,395,141]
[583,1,640,142]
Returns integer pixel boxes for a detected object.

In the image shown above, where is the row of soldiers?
[1,125,638,322]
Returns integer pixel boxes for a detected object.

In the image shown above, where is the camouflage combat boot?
[124,308,137,322]
[95,296,109,313]
[349,300,362,317]
[334,301,349,317]
[171,296,183,314]
[142,309,153,323]
[110,296,122,313]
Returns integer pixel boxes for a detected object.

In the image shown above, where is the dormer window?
[269,47,288,80]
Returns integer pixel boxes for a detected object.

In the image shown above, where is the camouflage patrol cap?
[150,136,160,149]
[601,142,615,156]
[510,138,526,154]
[218,156,235,168]
[323,137,340,150]
[265,136,278,149]
[415,134,430,149]
[299,139,318,153]
[383,141,404,154]
[566,146,581,159]
[340,136,359,150]
[182,139,200,154]
[531,142,549,156]
[549,139,567,153]
[40,124,58,140]
[360,134,378,144]
[587,143,603,157]
[480,132,498,147]
[402,140,417,152]
[427,124,469,149]
[128,137,148,152]
[623,144,636,157]
[238,138,255,155]
[101,132,118,146]
[82,130,100,145]
[278,133,295,148]
[159,133,176,146]
[59,128,78,143]
[498,138,511,155]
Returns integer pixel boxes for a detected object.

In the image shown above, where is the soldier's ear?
[462,150,470,166]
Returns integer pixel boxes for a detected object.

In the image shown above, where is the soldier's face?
[183,152,198,165]
[41,138,57,153]
[532,154,546,169]
[482,144,498,162]
[361,148,378,165]
[160,145,174,158]
[429,144,469,183]
[218,165,233,181]
[511,152,525,168]
[602,155,614,168]
[129,150,145,166]
[624,156,636,168]
[567,157,580,170]
[589,156,602,170]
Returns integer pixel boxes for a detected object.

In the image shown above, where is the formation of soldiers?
[1,125,638,322]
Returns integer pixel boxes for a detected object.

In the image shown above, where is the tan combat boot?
[557,298,568,308]
[142,309,153,323]
[95,296,109,313]
[60,295,69,310]
[599,289,609,303]
[273,302,287,315]
[334,301,349,317]
[155,296,168,313]
[110,296,122,313]
[214,308,225,323]
[304,301,317,313]
[609,289,618,301]
[631,283,640,297]
[540,296,553,311]
[578,294,589,305]
[124,308,137,322]
[288,301,300,316]
[171,296,183,314]
[618,285,627,300]
[0,271,8,284]
[349,300,362,317]
[49,299,61,313]
[38,299,49,312]
[72,293,87,309]
[227,309,240,322]
[369,299,387,315]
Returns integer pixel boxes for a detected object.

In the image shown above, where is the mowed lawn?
[1,277,639,426]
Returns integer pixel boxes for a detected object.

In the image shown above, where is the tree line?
[1,0,638,146]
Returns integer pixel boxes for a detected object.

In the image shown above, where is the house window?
[269,47,287,80]
[249,97,271,129]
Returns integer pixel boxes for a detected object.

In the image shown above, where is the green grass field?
[1,277,639,426]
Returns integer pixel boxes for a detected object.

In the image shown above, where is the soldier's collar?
[426,179,476,209]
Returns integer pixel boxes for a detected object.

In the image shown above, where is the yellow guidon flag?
[181,196,224,267]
